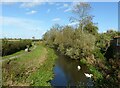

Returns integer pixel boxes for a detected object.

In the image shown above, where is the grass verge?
[2,43,57,86]
[27,47,57,86]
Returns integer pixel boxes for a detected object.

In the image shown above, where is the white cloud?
[20,2,44,8]
[52,18,61,21]
[0,17,40,28]
[2,16,43,31]
[63,4,69,7]
[47,9,50,13]
[56,3,72,12]
[0,2,17,5]
[0,0,20,2]
[64,8,71,12]
[68,22,79,26]
[26,10,37,15]
[48,2,55,5]
[1,16,44,38]
[57,3,69,9]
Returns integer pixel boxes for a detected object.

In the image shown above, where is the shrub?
[2,39,32,56]
[93,48,105,60]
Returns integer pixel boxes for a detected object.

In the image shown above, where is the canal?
[50,52,94,87]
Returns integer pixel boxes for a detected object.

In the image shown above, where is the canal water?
[50,52,94,87]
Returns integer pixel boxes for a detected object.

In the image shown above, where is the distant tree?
[106,29,118,38]
[32,36,35,40]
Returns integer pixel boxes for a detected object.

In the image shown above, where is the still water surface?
[51,52,94,87]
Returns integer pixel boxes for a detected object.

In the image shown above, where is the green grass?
[88,65,103,80]
[27,47,57,86]
[2,43,57,86]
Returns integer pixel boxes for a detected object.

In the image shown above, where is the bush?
[93,48,105,60]
[2,39,32,56]
[89,65,103,80]
[80,58,87,64]
[43,25,96,60]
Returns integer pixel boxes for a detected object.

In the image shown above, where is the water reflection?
[51,52,94,87]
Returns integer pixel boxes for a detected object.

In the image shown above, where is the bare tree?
[70,2,92,32]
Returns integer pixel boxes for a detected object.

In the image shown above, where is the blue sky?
[1,2,118,39]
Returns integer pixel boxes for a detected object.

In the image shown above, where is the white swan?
[84,73,93,78]
[77,65,81,70]
[25,48,28,52]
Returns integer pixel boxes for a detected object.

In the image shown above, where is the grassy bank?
[80,57,120,87]
[27,47,57,86]
[80,58,103,81]
[2,42,57,86]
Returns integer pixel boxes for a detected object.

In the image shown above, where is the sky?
[0,2,118,39]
